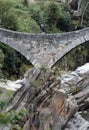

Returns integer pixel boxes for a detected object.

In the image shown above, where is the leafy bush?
[46,2,60,26]
[22,0,28,7]
[0,43,33,80]
[0,108,28,129]
[57,11,71,32]
[0,90,13,112]
[29,3,46,25]
[17,13,40,33]
[82,4,89,26]
[0,0,18,30]
[46,2,71,32]
[29,1,71,33]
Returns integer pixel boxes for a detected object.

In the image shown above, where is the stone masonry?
[0,27,89,68]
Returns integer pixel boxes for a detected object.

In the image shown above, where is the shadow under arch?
[0,42,33,80]
[52,41,89,71]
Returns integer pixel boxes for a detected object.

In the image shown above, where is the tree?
[45,1,71,32]
[80,1,89,26]
[0,1,18,30]
[46,1,60,29]
[22,0,28,6]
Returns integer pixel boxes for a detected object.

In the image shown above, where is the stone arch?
[0,28,36,67]
[0,28,89,68]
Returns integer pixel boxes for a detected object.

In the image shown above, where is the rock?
[60,63,89,110]
[4,68,40,112]
[64,112,89,130]
[0,126,11,130]
[39,108,53,130]
[60,63,89,92]
[23,68,40,89]
[1,63,89,130]
[0,68,40,91]
[51,90,77,129]
[30,90,77,130]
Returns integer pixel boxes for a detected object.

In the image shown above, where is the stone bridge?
[0,27,89,68]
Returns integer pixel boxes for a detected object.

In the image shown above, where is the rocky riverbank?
[0,63,89,130]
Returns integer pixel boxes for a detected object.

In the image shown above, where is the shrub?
[45,2,71,32]
[0,0,18,30]
[46,2,60,26]
[29,3,46,25]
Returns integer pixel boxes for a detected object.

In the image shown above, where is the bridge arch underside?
[0,40,28,60]
[0,41,33,67]
[51,40,89,68]
[52,41,89,68]
[49,35,89,68]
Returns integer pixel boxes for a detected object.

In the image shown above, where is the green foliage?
[29,2,46,25]
[46,2,60,26]
[21,107,28,116]
[82,4,89,26]
[0,0,40,32]
[0,89,13,112]
[1,12,18,31]
[22,0,28,7]
[69,86,80,95]
[57,11,71,31]
[0,42,33,80]
[0,112,12,125]
[0,101,7,111]
[0,0,71,33]
[45,2,71,32]
[29,1,71,33]
[0,43,20,78]
[0,0,18,30]
[0,110,22,125]
[12,125,20,130]
[0,107,28,129]
[17,12,40,33]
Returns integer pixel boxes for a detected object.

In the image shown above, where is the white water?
[0,79,22,91]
